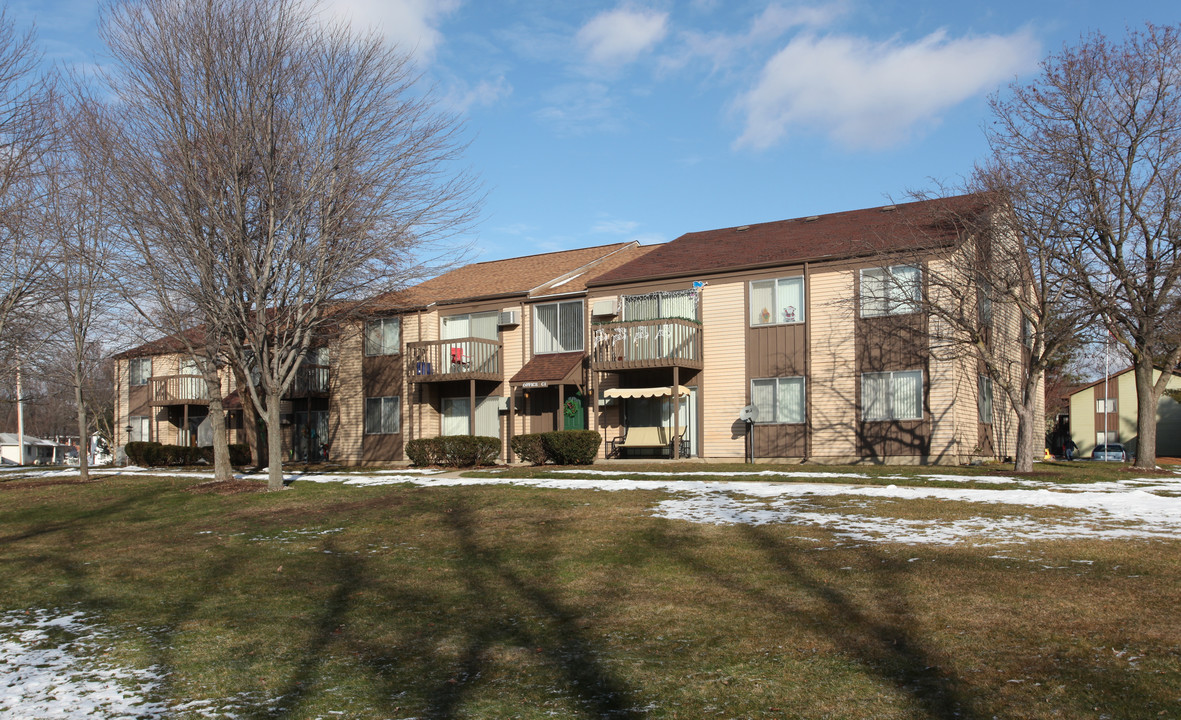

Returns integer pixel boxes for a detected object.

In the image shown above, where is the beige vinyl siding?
[1071,388,1097,456]
[808,268,857,459]
[330,325,364,464]
[699,280,745,458]
[1118,371,1137,447]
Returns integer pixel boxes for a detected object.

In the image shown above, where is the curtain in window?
[475,397,499,437]
[978,376,993,424]
[470,312,499,340]
[129,416,150,442]
[777,278,803,323]
[662,291,698,321]
[559,302,583,352]
[442,398,470,436]
[777,377,804,423]
[751,379,776,422]
[624,294,659,321]
[750,280,774,325]
[534,304,559,354]
[892,371,922,420]
[892,265,921,313]
[860,269,888,317]
[862,373,889,421]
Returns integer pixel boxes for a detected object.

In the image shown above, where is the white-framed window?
[533,300,583,354]
[364,396,401,435]
[979,375,993,424]
[751,377,806,424]
[308,346,329,365]
[860,265,921,317]
[1096,398,1117,413]
[364,317,401,356]
[750,276,804,326]
[441,396,500,437]
[441,311,499,340]
[128,416,150,442]
[129,358,152,386]
[862,370,923,421]
[1096,430,1118,445]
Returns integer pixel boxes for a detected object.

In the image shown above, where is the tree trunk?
[207,395,233,482]
[1133,360,1158,469]
[266,395,285,491]
[74,382,89,483]
[1012,400,1036,473]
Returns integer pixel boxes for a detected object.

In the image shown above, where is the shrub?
[227,444,252,466]
[124,441,160,466]
[510,433,548,465]
[436,435,500,467]
[405,438,439,467]
[541,430,601,465]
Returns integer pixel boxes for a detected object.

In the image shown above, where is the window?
[751,377,805,423]
[441,396,499,437]
[129,358,151,386]
[364,396,401,435]
[860,265,921,317]
[862,370,923,421]
[1096,431,1118,445]
[1096,398,1117,413]
[365,318,401,356]
[128,416,150,442]
[979,376,993,424]
[534,301,583,354]
[623,289,699,322]
[441,311,499,340]
[750,277,804,325]
[308,347,329,365]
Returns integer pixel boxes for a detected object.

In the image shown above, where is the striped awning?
[601,385,691,399]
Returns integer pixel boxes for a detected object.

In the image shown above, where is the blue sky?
[12,0,1181,263]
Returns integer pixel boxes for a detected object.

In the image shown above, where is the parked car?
[1092,443,1127,462]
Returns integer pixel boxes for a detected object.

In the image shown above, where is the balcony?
[285,364,330,398]
[149,375,210,406]
[590,319,703,372]
[407,337,502,383]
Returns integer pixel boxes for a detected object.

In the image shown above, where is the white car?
[1091,443,1127,462]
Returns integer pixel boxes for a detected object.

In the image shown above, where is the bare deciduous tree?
[94,0,478,489]
[0,11,56,364]
[43,113,123,481]
[903,188,1090,472]
[987,24,1181,468]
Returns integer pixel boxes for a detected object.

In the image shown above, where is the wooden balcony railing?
[590,319,703,372]
[407,337,502,383]
[286,364,330,398]
[149,375,210,406]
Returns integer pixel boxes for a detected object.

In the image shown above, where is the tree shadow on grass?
[653,520,980,720]
[417,499,644,719]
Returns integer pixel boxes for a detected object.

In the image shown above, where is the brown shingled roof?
[112,326,207,359]
[509,352,584,385]
[372,242,641,311]
[588,194,988,287]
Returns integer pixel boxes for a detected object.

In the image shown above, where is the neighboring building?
[1067,367,1181,459]
[112,194,1036,465]
[0,433,69,465]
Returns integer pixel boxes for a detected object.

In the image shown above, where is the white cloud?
[442,75,513,114]
[591,219,640,235]
[323,0,461,64]
[734,29,1040,150]
[576,7,669,67]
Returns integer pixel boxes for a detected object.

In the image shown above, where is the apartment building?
[113,194,1034,465]
[1067,367,1181,458]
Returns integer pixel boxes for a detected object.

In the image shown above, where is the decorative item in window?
[759,307,771,324]
[783,306,796,323]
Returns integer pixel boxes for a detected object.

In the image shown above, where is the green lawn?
[1,468,1178,718]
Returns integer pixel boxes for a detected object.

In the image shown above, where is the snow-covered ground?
[13,463,1181,546]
